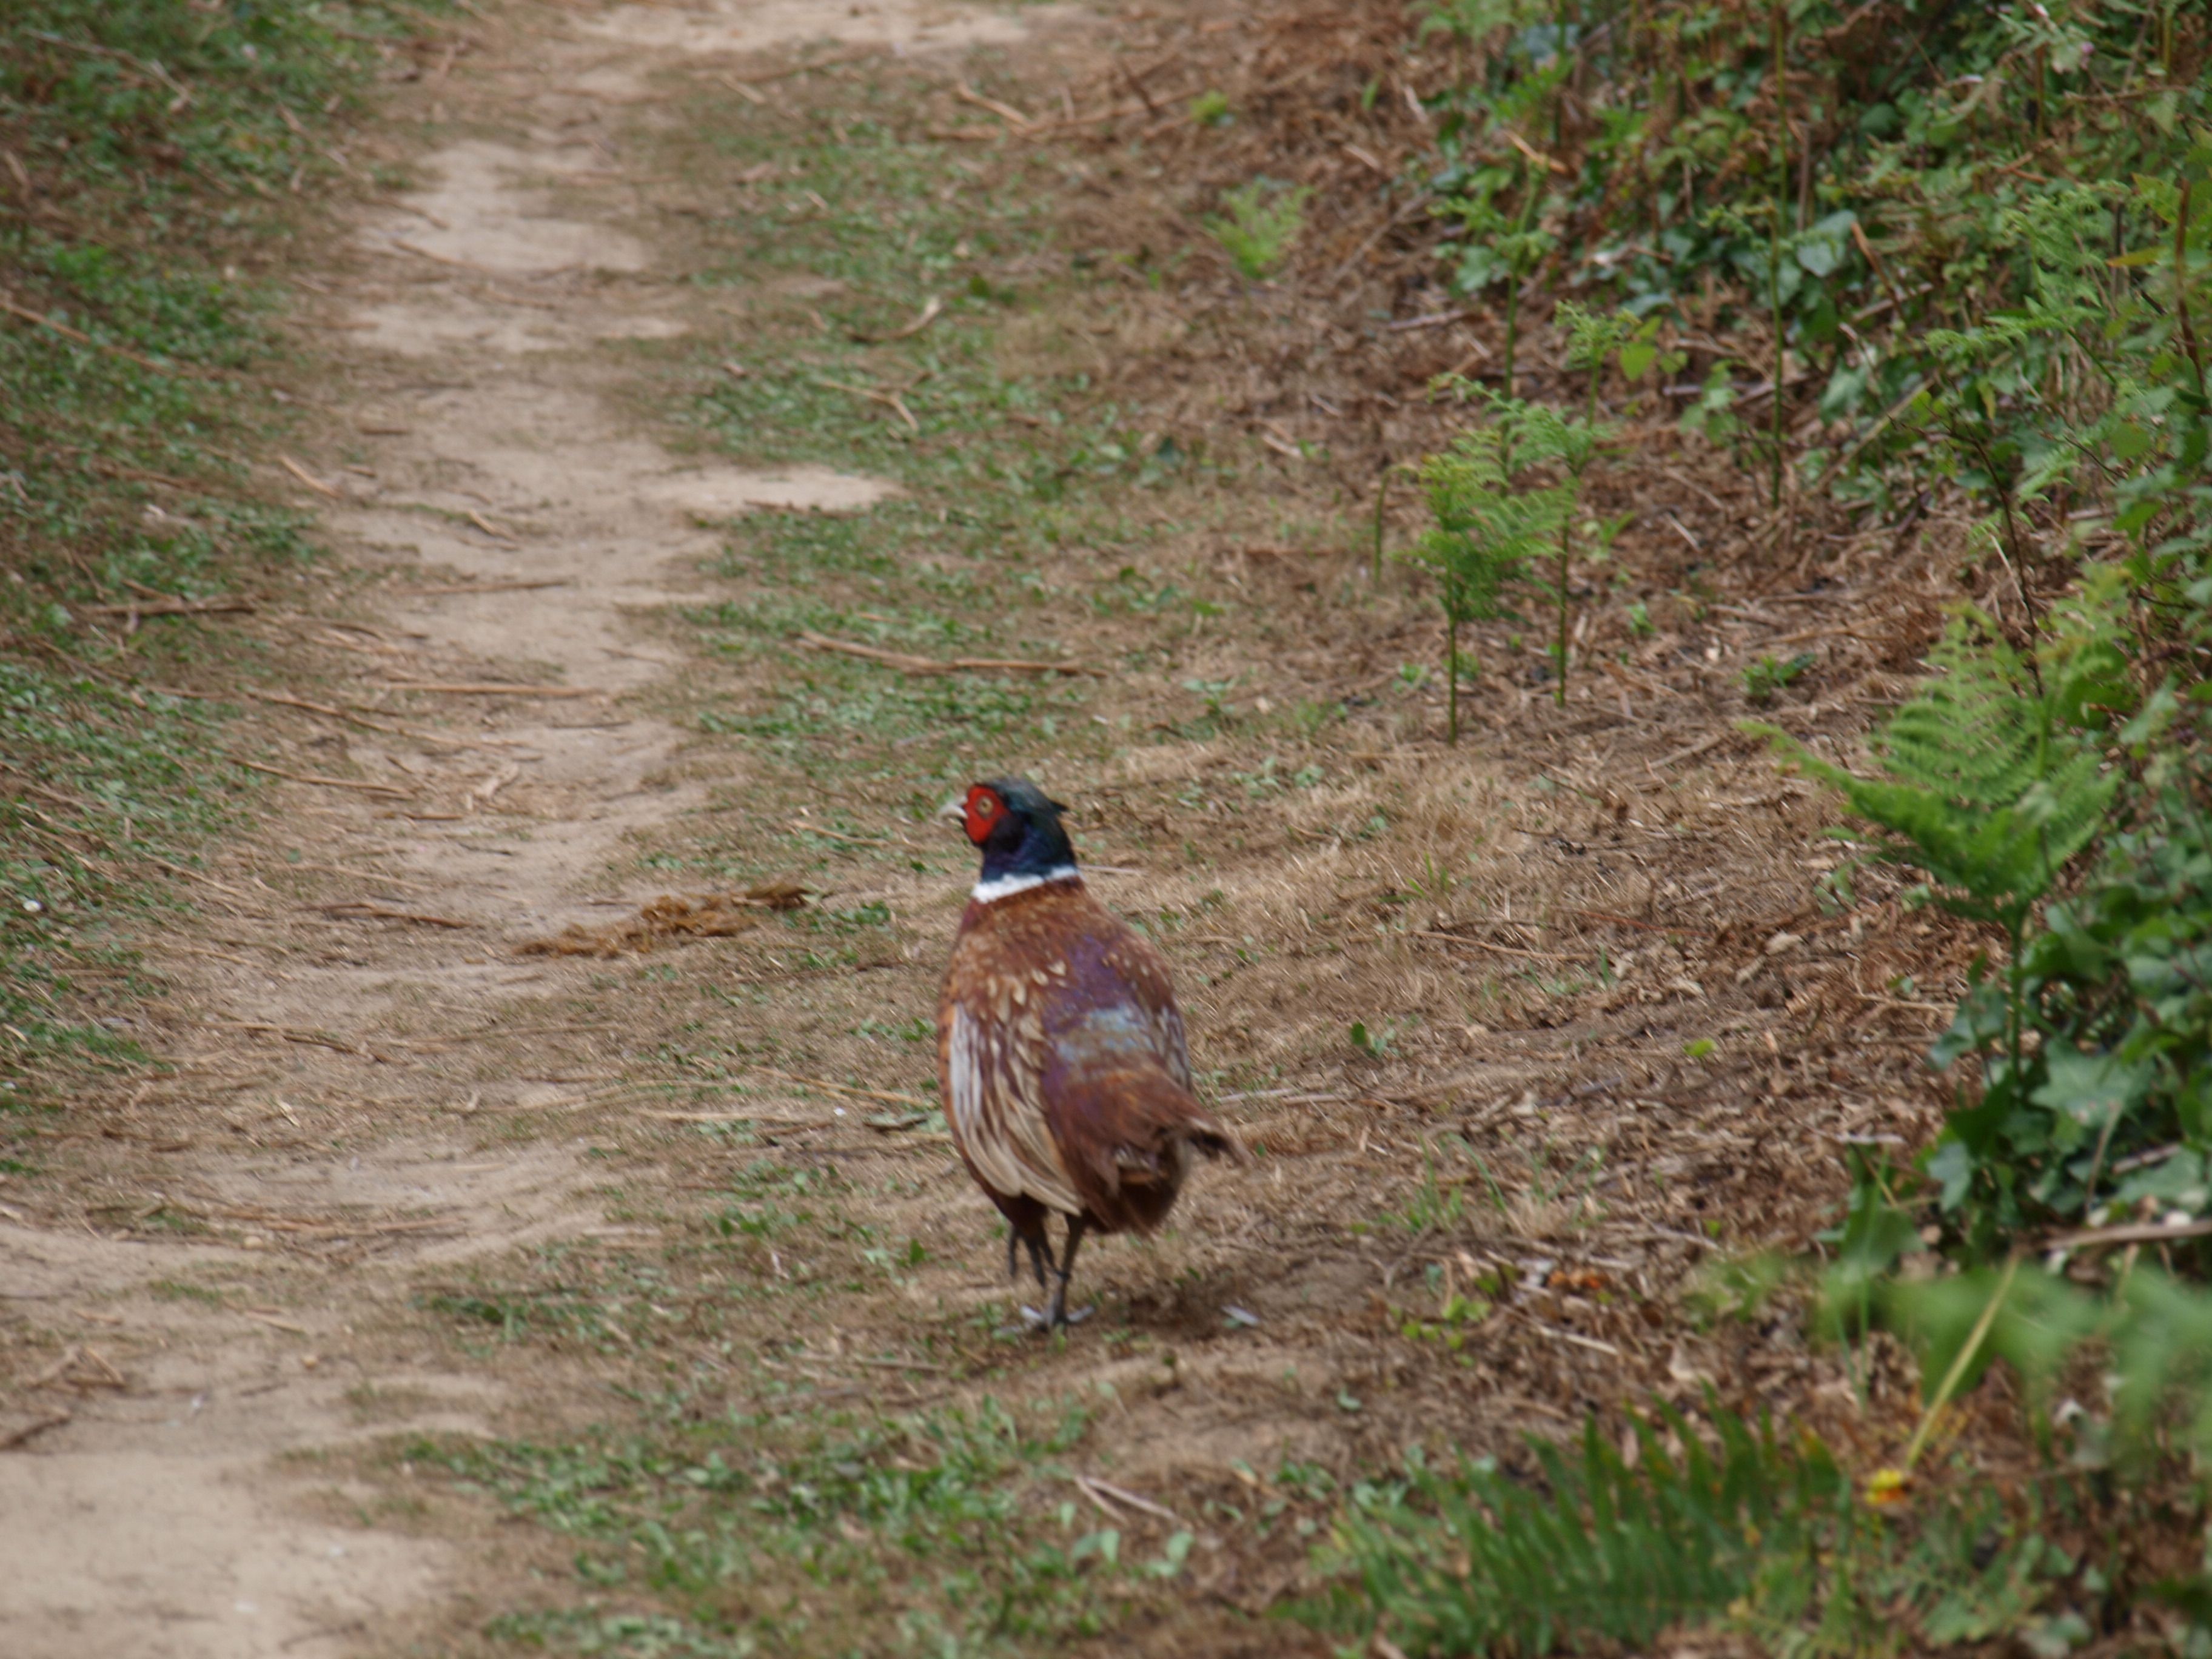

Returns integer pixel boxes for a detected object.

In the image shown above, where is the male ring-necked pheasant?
[936,776,1244,1329]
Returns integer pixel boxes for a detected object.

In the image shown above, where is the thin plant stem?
[2178,177,2207,403]
[2080,1096,2127,1221]
[2006,914,2028,1125]
[1372,468,1389,585]
[1554,517,1571,706]
[1972,437,2045,649]
[1549,332,1609,709]
[1900,1253,2022,1472]
[1467,1149,1509,1214]
[1501,156,1537,404]
[1768,0,1789,514]
[1446,614,1461,744]
[1998,482,2040,642]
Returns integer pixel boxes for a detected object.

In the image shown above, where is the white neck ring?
[971,866,1080,904]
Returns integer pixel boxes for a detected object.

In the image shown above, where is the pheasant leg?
[1014,1216,1094,1330]
[1045,1215,1093,1329]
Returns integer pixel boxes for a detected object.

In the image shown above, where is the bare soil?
[0,1,1988,1654]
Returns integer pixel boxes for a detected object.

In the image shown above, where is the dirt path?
[0,4,1036,1653]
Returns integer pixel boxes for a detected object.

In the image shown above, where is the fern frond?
[1403,426,1570,626]
[1877,620,2051,805]
[1330,1407,1845,1657]
[1751,592,2130,924]
[2111,1269,2212,1465]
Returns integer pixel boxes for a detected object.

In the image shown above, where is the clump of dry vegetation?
[517,881,810,957]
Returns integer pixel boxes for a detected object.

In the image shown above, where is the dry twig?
[236,759,412,798]
[796,631,1096,677]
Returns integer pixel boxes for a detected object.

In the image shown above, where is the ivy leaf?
[1926,1139,1977,1212]
[1795,235,1843,277]
[2031,1046,2153,1130]
[2112,1151,2209,1214]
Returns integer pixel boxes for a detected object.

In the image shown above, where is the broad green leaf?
[2031,1047,2152,1129]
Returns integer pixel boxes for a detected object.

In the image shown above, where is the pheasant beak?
[935,793,968,831]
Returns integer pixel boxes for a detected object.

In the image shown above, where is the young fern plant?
[1305,1404,1851,1658]
[1755,597,2125,1043]
[1432,44,1566,401]
[1403,397,1572,740]
[1752,581,2139,1248]
[1205,178,1312,281]
[1512,398,1614,705]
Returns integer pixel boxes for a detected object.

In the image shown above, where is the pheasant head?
[943,776,1078,900]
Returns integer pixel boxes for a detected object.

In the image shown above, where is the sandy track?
[0,3,1013,1652]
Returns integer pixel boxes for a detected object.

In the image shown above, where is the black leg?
[1005,1222,1049,1292]
[1047,1214,1090,1329]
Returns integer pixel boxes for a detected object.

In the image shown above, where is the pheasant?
[936,776,1244,1329]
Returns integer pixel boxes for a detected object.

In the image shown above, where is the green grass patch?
[1,669,255,1076]
[651,80,1238,809]
[0,1,448,1104]
[423,1391,1194,1655]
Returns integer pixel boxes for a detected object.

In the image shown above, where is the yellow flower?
[1863,1467,1913,1509]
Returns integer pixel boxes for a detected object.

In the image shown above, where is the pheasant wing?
[945,992,1082,1216]
[1102,929,1191,1091]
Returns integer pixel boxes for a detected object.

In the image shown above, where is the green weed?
[1205,179,1312,281]
[1390,1150,1465,1235]
[1740,651,1816,706]
[418,1287,614,1347]
[1298,1405,1844,1654]
[147,1277,227,1306]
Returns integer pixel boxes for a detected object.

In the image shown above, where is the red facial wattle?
[964,786,1002,845]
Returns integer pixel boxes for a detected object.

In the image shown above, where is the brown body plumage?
[936,778,1242,1327]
